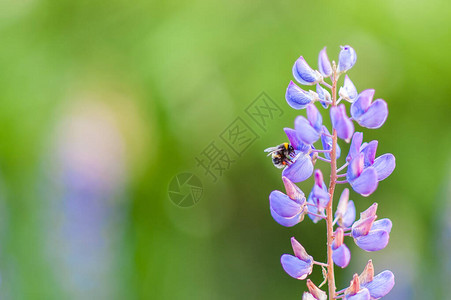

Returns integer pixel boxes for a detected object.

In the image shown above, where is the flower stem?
[326,67,339,299]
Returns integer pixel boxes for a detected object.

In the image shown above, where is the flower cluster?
[267,46,396,299]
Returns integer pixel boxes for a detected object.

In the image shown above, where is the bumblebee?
[264,143,296,169]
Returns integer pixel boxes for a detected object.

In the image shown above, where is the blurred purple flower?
[293,56,323,85]
[351,89,388,129]
[281,237,314,280]
[330,104,354,142]
[351,203,392,251]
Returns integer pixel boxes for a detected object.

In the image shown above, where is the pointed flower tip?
[306,279,327,300]
[293,56,323,86]
[318,47,332,77]
[291,237,311,261]
[282,176,305,203]
[339,75,358,103]
[359,260,374,285]
[314,169,324,186]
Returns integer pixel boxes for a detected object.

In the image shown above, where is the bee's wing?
[264,146,278,156]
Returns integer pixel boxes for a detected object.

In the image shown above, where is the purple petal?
[345,289,370,300]
[337,45,357,73]
[316,84,331,108]
[307,104,323,131]
[350,167,378,196]
[360,202,378,219]
[332,244,351,268]
[281,254,313,280]
[352,215,377,238]
[355,229,390,251]
[347,132,363,162]
[282,176,305,203]
[363,270,395,299]
[351,89,375,119]
[286,81,314,109]
[312,185,330,210]
[372,218,392,234]
[293,56,322,85]
[295,116,320,145]
[339,75,358,102]
[318,47,332,77]
[284,128,310,153]
[270,208,303,227]
[361,140,378,167]
[282,154,314,183]
[269,190,302,218]
[343,200,356,228]
[373,153,395,181]
[356,99,388,129]
[291,237,312,261]
[331,104,354,142]
[347,154,364,182]
[307,195,324,223]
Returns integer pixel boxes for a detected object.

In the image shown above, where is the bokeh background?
[0,0,450,299]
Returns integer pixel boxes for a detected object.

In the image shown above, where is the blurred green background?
[0,0,450,299]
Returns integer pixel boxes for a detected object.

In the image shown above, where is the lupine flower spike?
[265,45,396,299]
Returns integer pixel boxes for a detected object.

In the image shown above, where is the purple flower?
[282,153,314,183]
[350,89,388,129]
[316,84,331,108]
[269,177,307,227]
[282,125,315,183]
[334,188,356,228]
[281,237,313,280]
[320,126,341,160]
[330,104,354,142]
[351,203,392,251]
[346,153,378,196]
[293,56,323,85]
[307,170,330,223]
[347,132,396,182]
[339,75,358,103]
[337,45,357,73]
[332,227,351,268]
[293,104,323,145]
[286,81,316,110]
[318,47,332,78]
[345,274,371,300]
[359,260,395,299]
